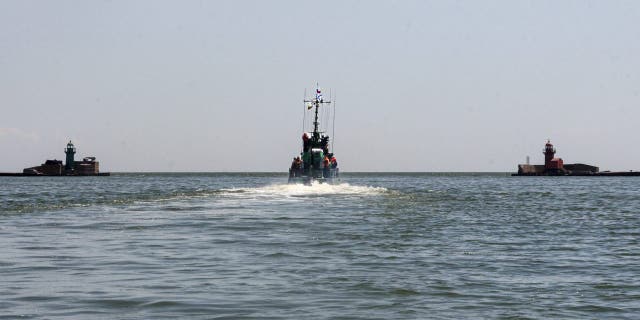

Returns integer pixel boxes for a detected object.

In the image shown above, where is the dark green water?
[1,173,639,319]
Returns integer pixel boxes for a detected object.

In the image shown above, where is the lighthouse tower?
[542,140,565,174]
[64,140,76,171]
[543,140,556,169]
[543,140,555,168]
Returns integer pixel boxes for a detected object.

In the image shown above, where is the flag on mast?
[315,85,323,101]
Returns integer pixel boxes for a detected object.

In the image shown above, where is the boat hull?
[288,176,340,185]
[288,168,339,185]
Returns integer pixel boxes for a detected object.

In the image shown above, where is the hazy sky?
[1,1,639,172]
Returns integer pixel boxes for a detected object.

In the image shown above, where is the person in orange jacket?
[323,156,330,178]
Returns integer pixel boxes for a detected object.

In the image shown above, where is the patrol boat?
[288,85,339,184]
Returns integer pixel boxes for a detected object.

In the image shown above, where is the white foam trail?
[222,182,387,198]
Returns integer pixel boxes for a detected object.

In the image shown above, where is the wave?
[1,189,222,215]
[1,181,387,214]
[220,182,388,198]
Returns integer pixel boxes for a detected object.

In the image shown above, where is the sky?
[1,0,639,172]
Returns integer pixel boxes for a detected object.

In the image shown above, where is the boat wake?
[221,182,387,198]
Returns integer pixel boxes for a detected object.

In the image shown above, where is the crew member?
[302,133,310,152]
[330,156,338,169]
[323,156,330,178]
[290,157,297,178]
[294,156,303,177]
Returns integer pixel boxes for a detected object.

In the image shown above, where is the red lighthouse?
[543,140,563,171]
[543,140,555,168]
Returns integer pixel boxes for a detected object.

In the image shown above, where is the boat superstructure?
[288,85,339,184]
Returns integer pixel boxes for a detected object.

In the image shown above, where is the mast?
[304,85,331,142]
[313,98,320,135]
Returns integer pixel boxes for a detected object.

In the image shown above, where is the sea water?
[1,173,639,319]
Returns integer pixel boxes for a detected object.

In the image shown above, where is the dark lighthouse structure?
[0,140,109,176]
[65,141,76,171]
